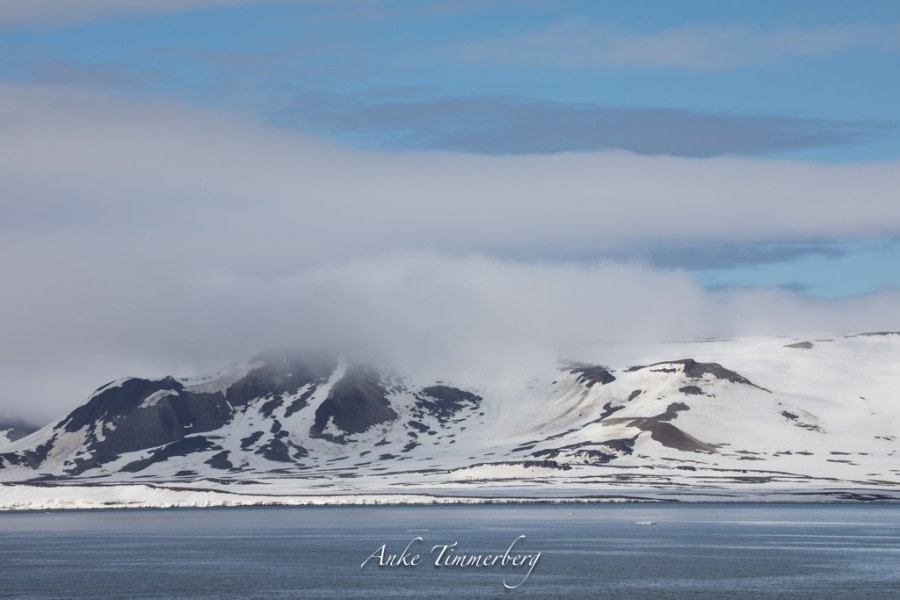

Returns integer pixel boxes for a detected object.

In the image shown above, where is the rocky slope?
[1,334,899,506]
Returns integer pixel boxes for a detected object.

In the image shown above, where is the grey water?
[1,503,899,599]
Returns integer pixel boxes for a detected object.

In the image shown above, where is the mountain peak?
[1,335,899,505]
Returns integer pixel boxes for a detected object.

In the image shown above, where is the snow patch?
[140,389,179,409]
[180,361,265,395]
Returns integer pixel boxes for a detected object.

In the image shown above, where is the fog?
[2,83,899,423]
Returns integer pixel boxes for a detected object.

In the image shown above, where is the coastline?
[3,481,899,512]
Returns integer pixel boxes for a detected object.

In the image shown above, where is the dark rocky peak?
[48,374,234,474]
[225,348,338,407]
[310,364,398,441]
[61,376,184,433]
[567,364,616,387]
[628,358,768,391]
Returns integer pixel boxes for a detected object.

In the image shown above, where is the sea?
[1,503,898,599]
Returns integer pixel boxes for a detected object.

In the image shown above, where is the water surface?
[2,503,899,599]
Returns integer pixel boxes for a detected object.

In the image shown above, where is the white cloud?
[458,21,900,70]
[3,83,900,264]
[2,82,900,422]
[2,249,899,424]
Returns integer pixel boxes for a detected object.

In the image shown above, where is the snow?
[1,480,897,511]
[1,333,899,509]
[139,389,179,409]
[90,378,130,398]
[180,360,265,394]
[447,463,563,481]
[93,421,106,443]
[320,416,342,438]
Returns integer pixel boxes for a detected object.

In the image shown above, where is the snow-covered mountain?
[0,420,37,448]
[1,334,899,508]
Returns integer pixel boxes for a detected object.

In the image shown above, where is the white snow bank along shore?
[2,483,899,511]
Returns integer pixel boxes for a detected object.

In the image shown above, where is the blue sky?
[2,2,898,301]
[2,1,900,418]
[0,1,897,296]
[3,1,899,160]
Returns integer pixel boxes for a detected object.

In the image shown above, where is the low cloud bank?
[1,83,898,422]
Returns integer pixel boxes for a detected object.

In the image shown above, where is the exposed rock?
[569,365,616,387]
[285,386,318,418]
[240,431,264,449]
[655,402,690,422]
[598,402,623,419]
[635,421,716,453]
[205,451,234,471]
[414,386,481,422]
[532,438,636,464]
[784,341,814,350]
[847,331,900,337]
[225,349,336,407]
[55,377,233,474]
[408,421,430,433]
[310,365,398,440]
[121,436,217,473]
[630,358,768,391]
[255,438,293,463]
[679,385,704,395]
[0,438,54,469]
[259,396,283,419]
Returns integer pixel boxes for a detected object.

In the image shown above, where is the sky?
[1,0,899,422]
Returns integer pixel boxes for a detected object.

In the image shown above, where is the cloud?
[458,21,900,70]
[2,250,899,424]
[0,0,286,28]
[2,82,900,421]
[4,83,900,260]
[275,91,885,155]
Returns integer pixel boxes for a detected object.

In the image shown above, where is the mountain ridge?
[1,333,898,507]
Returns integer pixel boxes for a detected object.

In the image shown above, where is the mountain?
[1,334,899,508]
[0,420,39,447]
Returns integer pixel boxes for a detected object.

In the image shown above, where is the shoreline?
[2,481,899,512]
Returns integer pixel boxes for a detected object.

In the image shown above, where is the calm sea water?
[1,503,899,599]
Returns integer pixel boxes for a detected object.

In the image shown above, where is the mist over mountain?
[2,333,898,508]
